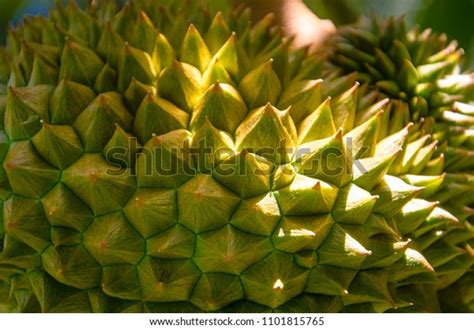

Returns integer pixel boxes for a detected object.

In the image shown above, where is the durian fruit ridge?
[325,16,474,311]
[0,0,466,312]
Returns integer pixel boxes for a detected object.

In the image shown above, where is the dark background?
[1,0,473,67]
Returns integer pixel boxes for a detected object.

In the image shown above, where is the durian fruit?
[324,16,474,311]
[0,0,462,312]
[326,17,474,216]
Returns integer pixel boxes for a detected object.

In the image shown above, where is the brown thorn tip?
[240,149,249,156]
[211,83,222,93]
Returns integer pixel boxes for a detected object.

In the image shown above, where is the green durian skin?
[0,0,469,313]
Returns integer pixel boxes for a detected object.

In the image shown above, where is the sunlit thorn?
[277,228,285,237]
[273,279,284,290]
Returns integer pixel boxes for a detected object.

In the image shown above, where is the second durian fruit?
[326,15,474,311]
